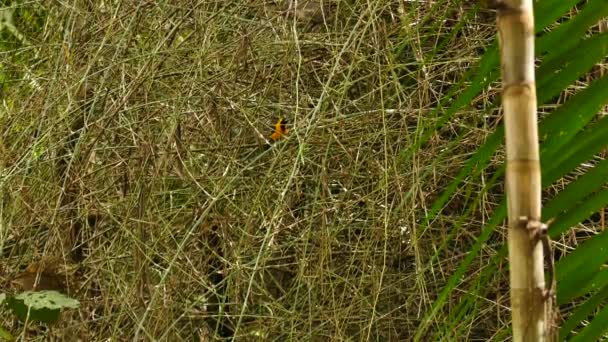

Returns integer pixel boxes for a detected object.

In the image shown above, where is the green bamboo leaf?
[565,268,608,309]
[537,33,608,105]
[419,60,606,249]
[535,0,608,60]
[559,284,608,340]
[416,128,503,241]
[544,117,608,186]
[568,302,608,342]
[447,38,607,342]
[424,31,607,314]
[542,158,608,221]
[424,162,504,271]
[539,74,608,155]
[414,1,608,337]
[425,3,481,63]
[487,186,608,338]
[538,32,608,83]
[549,188,608,239]
[403,1,606,226]
[533,0,579,32]
[448,278,487,338]
[555,201,608,304]
[414,202,507,339]
[421,15,608,238]
[397,45,498,163]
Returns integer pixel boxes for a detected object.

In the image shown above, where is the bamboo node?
[519,216,557,309]
[519,216,547,239]
[503,81,535,96]
[493,1,525,15]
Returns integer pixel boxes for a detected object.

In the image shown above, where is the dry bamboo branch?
[496,0,555,340]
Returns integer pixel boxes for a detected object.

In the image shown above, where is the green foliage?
[1,0,606,339]
[560,285,608,340]
[0,291,79,324]
[411,0,608,339]
[0,294,14,341]
[0,2,47,93]
[0,325,14,341]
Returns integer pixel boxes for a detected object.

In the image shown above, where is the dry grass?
[0,1,513,340]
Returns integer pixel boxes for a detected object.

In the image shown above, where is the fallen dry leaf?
[11,257,67,292]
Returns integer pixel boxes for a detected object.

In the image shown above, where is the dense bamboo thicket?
[3,1,607,340]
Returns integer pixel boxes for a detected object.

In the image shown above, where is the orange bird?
[270,117,288,142]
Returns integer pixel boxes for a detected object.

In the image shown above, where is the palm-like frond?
[413,0,608,339]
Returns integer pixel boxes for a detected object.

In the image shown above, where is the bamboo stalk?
[496,0,553,340]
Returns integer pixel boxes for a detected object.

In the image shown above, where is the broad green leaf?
[16,291,79,310]
[6,291,79,323]
[6,295,60,323]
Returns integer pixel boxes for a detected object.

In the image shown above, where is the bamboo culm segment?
[496,0,553,340]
